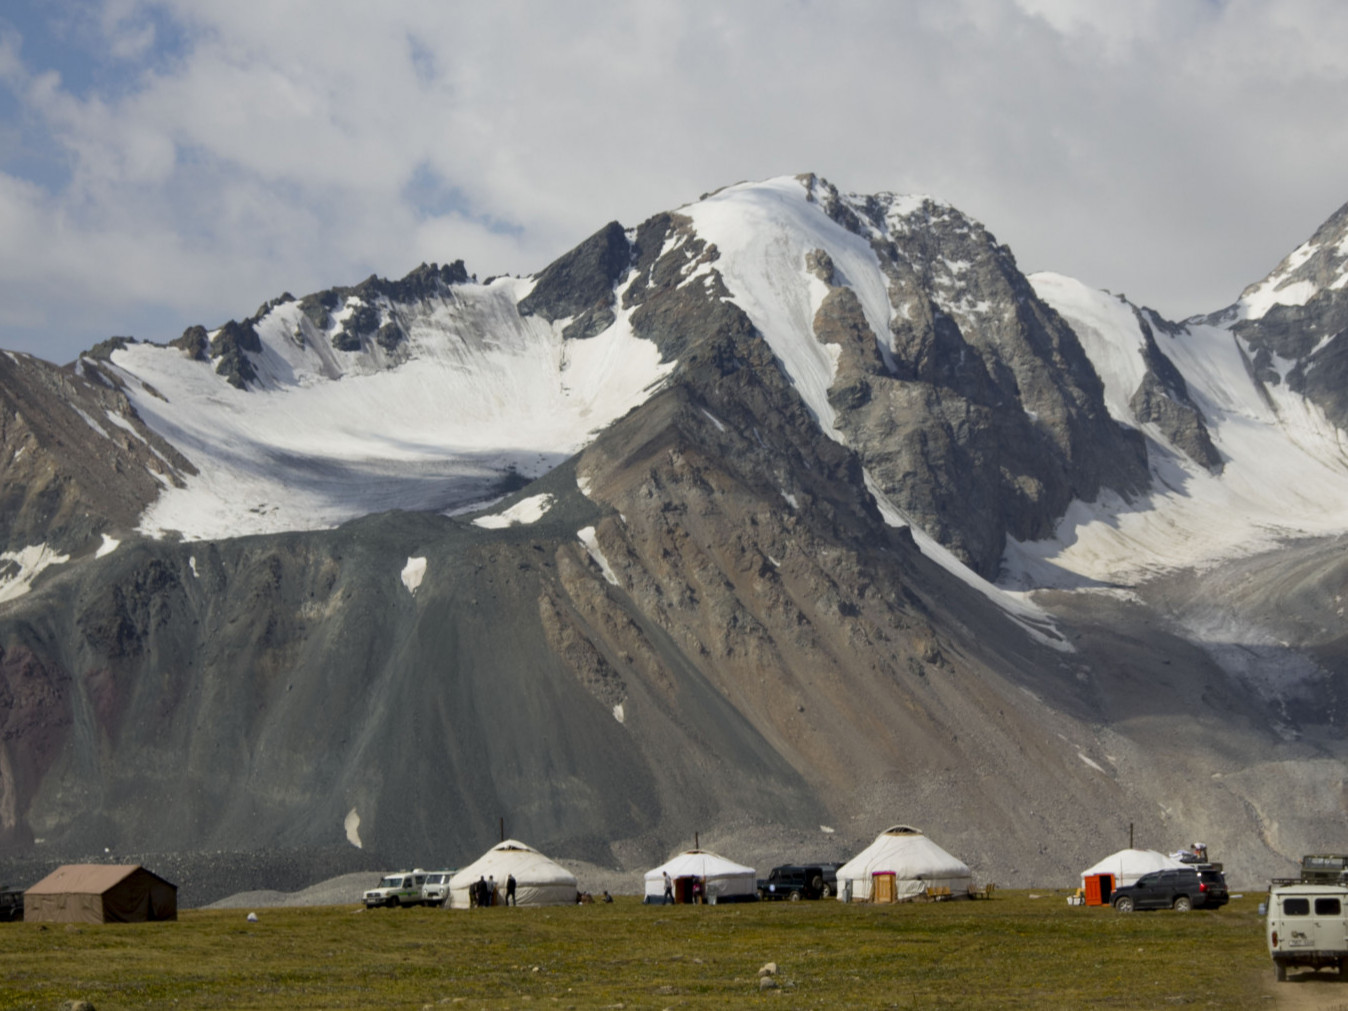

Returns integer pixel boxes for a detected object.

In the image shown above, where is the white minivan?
[420,870,454,907]
[1267,882,1348,980]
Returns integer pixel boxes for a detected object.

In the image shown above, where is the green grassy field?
[0,891,1273,1009]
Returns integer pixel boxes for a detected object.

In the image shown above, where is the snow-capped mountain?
[1,174,1346,901]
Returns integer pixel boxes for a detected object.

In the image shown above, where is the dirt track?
[1270,967,1348,1011]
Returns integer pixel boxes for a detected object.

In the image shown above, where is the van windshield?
[378,876,401,889]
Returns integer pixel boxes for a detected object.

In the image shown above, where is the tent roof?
[644,849,755,881]
[449,840,577,888]
[1081,849,1185,880]
[26,864,175,896]
[838,828,970,880]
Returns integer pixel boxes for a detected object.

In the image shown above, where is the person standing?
[663,871,674,905]
[487,875,497,907]
[506,874,517,906]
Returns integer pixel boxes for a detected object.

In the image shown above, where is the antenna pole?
[1129,823,1134,849]
[500,817,505,843]
[695,831,699,849]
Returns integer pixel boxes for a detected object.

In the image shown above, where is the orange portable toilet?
[1084,873,1114,906]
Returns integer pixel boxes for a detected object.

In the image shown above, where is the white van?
[1267,882,1348,980]
[420,870,454,907]
[363,869,428,908]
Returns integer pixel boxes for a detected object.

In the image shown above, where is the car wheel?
[789,890,802,901]
[821,883,832,899]
[1275,963,1287,982]
[1114,896,1134,913]
[1173,896,1192,912]
[389,897,400,908]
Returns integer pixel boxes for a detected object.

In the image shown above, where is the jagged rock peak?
[1204,198,1348,432]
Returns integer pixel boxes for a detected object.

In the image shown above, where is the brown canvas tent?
[25,864,177,924]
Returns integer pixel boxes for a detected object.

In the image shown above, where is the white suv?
[420,870,454,907]
[363,870,427,908]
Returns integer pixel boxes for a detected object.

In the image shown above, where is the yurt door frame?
[675,877,696,904]
[872,871,897,904]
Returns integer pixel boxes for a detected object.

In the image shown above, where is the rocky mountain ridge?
[1,175,1346,903]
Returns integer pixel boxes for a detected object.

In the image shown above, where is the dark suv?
[757,864,840,901]
[1112,867,1229,912]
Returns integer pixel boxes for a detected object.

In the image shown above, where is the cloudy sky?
[2,0,1347,363]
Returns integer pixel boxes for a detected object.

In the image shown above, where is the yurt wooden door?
[872,871,897,903]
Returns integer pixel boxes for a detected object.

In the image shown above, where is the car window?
[1283,897,1311,916]
[1136,874,1157,887]
[1315,897,1342,915]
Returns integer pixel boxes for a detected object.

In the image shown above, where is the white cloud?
[2,0,1348,361]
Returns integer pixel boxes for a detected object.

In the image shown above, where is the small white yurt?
[448,839,578,908]
[643,849,757,904]
[1080,849,1185,889]
[836,826,972,902]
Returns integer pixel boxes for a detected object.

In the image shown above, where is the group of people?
[469,873,517,907]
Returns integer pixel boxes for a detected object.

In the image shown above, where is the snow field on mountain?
[685,177,894,441]
[110,279,673,540]
[1010,277,1348,588]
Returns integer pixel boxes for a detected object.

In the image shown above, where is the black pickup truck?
[1111,866,1229,912]
[757,864,841,901]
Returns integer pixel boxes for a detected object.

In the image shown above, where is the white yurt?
[643,849,757,904]
[1080,849,1185,889]
[836,825,972,902]
[448,839,578,908]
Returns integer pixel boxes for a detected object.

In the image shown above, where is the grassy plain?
[0,891,1273,1009]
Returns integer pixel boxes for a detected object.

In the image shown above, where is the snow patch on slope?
[577,526,619,585]
[1237,239,1321,320]
[472,493,555,529]
[401,557,427,595]
[0,544,70,602]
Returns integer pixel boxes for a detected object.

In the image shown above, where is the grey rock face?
[518,221,630,339]
[169,326,209,361]
[1128,310,1221,472]
[0,352,194,559]
[210,320,262,389]
[1218,200,1348,430]
[801,175,1149,578]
